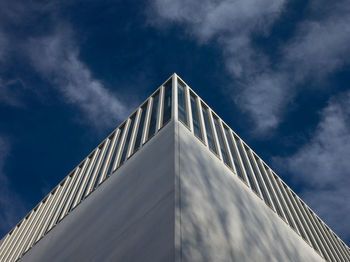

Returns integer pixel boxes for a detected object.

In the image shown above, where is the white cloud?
[285,18,350,78]
[0,0,131,130]
[273,91,350,242]
[149,0,350,134]
[149,0,286,133]
[26,27,130,129]
[235,71,293,132]
[0,136,27,235]
[150,0,284,43]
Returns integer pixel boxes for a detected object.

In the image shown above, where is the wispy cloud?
[273,91,350,243]
[148,0,286,133]
[0,136,27,236]
[149,0,350,134]
[0,1,131,130]
[26,26,130,129]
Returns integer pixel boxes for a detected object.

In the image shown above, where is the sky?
[0,0,349,246]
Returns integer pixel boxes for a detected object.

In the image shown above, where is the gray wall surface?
[19,120,327,262]
[177,122,324,262]
[20,122,175,262]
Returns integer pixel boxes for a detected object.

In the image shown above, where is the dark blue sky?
[1,0,350,245]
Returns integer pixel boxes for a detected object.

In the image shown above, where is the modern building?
[0,74,349,262]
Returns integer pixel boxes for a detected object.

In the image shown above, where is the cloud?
[285,18,350,78]
[149,0,284,43]
[273,91,350,243]
[0,1,131,130]
[148,0,284,81]
[235,71,293,133]
[0,135,27,235]
[25,27,130,129]
[149,0,350,134]
[148,0,286,133]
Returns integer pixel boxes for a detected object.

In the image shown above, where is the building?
[0,73,349,262]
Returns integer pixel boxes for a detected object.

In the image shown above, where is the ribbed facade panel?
[0,73,348,262]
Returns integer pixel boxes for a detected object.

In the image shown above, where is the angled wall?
[19,122,175,262]
[176,121,324,262]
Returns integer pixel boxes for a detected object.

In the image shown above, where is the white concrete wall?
[20,122,175,262]
[19,120,328,262]
[177,122,325,262]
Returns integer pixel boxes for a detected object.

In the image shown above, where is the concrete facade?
[17,121,325,262]
[177,121,324,262]
[19,121,175,262]
[1,74,348,262]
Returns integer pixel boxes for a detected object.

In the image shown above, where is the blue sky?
[1,0,349,246]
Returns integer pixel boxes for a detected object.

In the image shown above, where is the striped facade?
[0,73,349,262]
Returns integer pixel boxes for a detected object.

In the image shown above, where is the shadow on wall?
[178,128,322,262]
